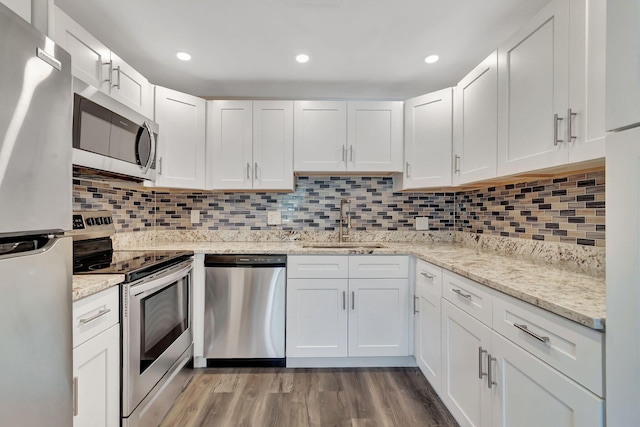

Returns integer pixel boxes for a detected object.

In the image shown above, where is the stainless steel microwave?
[72,79,158,181]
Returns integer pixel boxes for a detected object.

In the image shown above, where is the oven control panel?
[68,211,115,240]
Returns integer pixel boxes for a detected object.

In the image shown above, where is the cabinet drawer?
[443,271,493,326]
[415,258,442,297]
[492,293,604,396]
[349,255,408,278]
[73,286,119,348]
[287,255,349,278]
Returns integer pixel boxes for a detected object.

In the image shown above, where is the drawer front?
[287,255,349,279]
[443,271,493,326]
[349,255,409,279]
[415,258,442,297]
[492,294,604,397]
[73,286,120,348]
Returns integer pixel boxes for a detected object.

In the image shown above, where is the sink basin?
[302,243,385,249]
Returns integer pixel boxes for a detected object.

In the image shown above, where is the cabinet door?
[109,53,152,117]
[54,7,110,93]
[252,101,294,190]
[154,86,206,189]
[286,278,348,358]
[415,283,442,395]
[73,324,120,427]
[348,278,409,357]
[453,52,498,185]
[1,0,30,22]
[606,0,640,131]
[208,100,253,190]
[293,101,347,172]
[347,101,403,172]
[403,88,452,189]
[441,300,492,427]
[491,332,604,427]
[497,0,570,176]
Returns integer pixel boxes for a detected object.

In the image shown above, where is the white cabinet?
[294,101,403,173]
[287,255,409,359]
[72,287,120,427]
[453,51,498,185]
[208,100,293,190]
[414,259,443,395]
[397,88,453,190]
[54,7,151,117]
[154,86,206,189]
[497,0,605,176]
[1,0,30,22]
[606,0,640,130]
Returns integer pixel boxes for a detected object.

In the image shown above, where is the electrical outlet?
[267,211,282,226]
[191,210,200,224]
[415,217,429,231]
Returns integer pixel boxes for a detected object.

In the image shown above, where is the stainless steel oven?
[122,258,194,427]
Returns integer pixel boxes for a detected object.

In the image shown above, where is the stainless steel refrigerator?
[0,4,73,426]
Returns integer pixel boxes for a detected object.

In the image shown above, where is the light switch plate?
[267,211,282,226]
[415,217,429,230]
[191,210,200,224]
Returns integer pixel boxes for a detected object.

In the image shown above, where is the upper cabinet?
[294,101,403,173]
[497,0,605,176]
[53,7,152,117]
[154,86,206,189]
[397,88,453,190]
[1,0,30,23]
[606,0,640,131]
[453,51,498,185]
[208,100,294,191]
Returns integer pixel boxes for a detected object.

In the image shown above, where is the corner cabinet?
[453,51,498,185]
[397,88,452,190]
[293,101,403,173]
[72,287,120,427]
[287,255,409,359]
[154,86,206,189]
[497,0,605,176]
[207,100,294,191]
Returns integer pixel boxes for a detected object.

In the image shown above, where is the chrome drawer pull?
[513,323,550,343]
[452,288,471,300]
[420,272,435,280]
[79,308,111,325]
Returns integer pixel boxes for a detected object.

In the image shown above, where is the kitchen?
[0,0,634,426]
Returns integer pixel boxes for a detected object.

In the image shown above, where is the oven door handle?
[129,260,193,297]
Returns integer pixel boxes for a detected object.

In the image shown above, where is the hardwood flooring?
[160,367,458,427]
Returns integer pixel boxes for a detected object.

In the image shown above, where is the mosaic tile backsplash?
[73,169,606,247]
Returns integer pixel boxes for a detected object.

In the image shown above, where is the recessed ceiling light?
[176,52,192,61]
[295,54,310,63]
[424,54,439,64]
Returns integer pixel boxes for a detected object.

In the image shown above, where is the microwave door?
[109,113,138,165]
[74,96,111,156]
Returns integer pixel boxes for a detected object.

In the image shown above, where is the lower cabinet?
[72,287,120,427]
[286,255,409,358]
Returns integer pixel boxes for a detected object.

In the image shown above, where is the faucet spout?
[339,198,351,242]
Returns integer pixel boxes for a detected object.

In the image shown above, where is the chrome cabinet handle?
[567,109,577,142]
[158,157,163,175]
[246,162,251,180]
[351,291,355,310]
[420,271,435,280]
[349,145,354,161]
[554,113,564,146]
[73,376,78,416]
[406,162,411,178]
[513,323,550,343]
[254,162,258,180]
[478,347,487,379]
[79,308,111,325]
[413,295,419,314]
[452,288,471,300]
[454,155,461,173]
[342,291,346,310]
[342,145,346,162]
[488,354,497,388]
[102,60,113,84]
[112,65,121,89]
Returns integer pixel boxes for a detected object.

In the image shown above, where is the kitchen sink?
[302,242,386,249]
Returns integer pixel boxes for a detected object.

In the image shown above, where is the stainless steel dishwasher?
[204,254,286,367]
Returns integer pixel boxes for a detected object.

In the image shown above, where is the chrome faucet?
[339,198,351,242]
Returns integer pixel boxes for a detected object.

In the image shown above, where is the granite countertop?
[72,274,125,302]
[127,240,605,330]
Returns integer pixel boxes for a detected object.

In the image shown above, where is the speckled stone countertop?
[126,240,605,330]
[72,274,124,302]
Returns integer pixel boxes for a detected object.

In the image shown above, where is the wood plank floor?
[160,367,459,427]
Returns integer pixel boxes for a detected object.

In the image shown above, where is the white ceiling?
[55,0,551,100]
